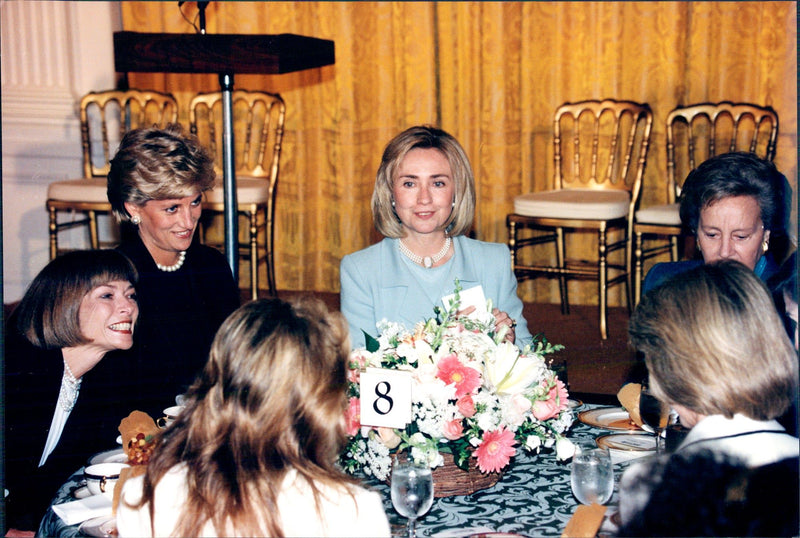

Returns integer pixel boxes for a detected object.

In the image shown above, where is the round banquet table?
[362,403,642,537]
[40,403,645,537]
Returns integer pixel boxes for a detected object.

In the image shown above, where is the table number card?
[359,368,412,429]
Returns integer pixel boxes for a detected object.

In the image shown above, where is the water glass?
[570,446,614,505]
[390,460,434,538]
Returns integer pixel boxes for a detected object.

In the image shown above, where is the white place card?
[359,368,412,429]
[441,285,488,318]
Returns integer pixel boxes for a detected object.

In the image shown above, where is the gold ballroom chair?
[507,99,654,339]
[632,102,779,304]
[46,89,179,258]
[189,90,286,300]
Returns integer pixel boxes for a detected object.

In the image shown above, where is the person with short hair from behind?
[620,260,799,527]
[116,297,391,537]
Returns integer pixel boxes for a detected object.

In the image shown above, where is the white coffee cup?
[84,462,129,499]
[157,405,185,428]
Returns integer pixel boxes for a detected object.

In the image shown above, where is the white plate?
[78,515,116,538]
[596,432,656,452]
[87,447,127,466]
[578,406,643,431]
[567,398,583,409]
[72,485,91,499]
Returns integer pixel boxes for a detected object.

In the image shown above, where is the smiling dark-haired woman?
[4,250,139,533]
[107,124,240,415]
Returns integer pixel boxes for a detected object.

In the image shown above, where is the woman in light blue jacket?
[340,125,532,349]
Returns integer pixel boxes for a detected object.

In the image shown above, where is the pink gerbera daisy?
[474,427,517,473]
[436,354,481,397]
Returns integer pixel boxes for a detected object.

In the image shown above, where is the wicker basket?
[392,451,502,497]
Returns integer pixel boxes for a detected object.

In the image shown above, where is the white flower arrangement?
[340,282,575,481]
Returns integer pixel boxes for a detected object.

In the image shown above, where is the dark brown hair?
[15,250,138,348]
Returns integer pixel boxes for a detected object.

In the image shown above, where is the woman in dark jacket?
[4,250,139,532]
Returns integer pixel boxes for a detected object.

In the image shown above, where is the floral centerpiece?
[340,282,576,484]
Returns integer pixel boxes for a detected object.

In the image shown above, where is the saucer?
[87,447,127,466]
[72,485,92,499]
[78,515,116,538]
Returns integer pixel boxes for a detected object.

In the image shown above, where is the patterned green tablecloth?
[40,404,641,537]
[364,404,635,537]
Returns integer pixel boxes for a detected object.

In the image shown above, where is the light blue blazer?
[340,235,532,349]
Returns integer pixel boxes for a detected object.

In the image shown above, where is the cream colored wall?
[2,1,121,302]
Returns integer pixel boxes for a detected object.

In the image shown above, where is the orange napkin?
[616,383,643,427]
[115,411,158,515]
[561,503,607,538]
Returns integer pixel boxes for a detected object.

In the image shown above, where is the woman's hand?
[492,308,516,343]
[456,306,516,343]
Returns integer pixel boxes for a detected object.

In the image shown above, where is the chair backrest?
[666,102,779,203]
[188,90,286,189]
[80,89,179,178]
[554,99,653,204]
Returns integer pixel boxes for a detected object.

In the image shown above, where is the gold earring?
[763,239,769,252]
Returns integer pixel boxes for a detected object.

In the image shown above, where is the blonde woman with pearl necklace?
[340,125,532,349]
[107,124,240,416]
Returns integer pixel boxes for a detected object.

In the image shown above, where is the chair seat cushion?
[635,203,680,226]
[513,189,630,220]
[47,178,109,203]
[203,177,271,205]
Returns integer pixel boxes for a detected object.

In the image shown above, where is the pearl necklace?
[398,236,451,268]
[59,360,81,412]
[156,251,186,272]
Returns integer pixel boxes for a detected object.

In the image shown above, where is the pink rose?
[457,394,476,418]
[443,419,464,440]
[347,351,368,384]
[376,427,401,449]
[532,379,569,421]
[345,397,360,436]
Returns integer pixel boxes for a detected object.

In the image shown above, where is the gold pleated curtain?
[121,2,797,305]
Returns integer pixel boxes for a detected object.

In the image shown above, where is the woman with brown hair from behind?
[116,297,390,537]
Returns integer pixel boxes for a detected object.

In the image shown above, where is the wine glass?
[570,445,614,505]
[639,385,670,452]
[390,459,434,538]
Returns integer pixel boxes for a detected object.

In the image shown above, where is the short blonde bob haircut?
[371,125,476,238]
[629,260,797,421]
[107,123,215,223]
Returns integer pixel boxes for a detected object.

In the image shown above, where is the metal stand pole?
[219,72,238,280]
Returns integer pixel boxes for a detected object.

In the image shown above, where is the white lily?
[484,341,546,395]
[396,338,434,365]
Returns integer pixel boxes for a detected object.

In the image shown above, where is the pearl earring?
[131,215,141,225]
[391,199,395,208]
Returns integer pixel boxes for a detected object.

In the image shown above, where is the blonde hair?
[629,260,797,420]
[133,297,354,536]
[372,125,476,238]
[107,124,215,223]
